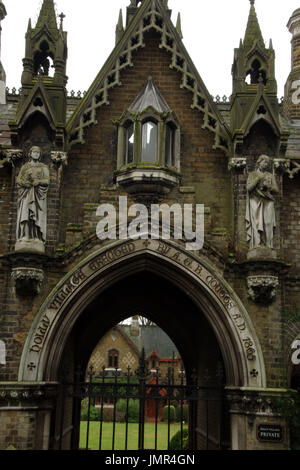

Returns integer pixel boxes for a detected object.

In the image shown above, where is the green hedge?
[162,405,176,422]
[169,429,189,450]
[116,398,140,423]
[81,405,99,421]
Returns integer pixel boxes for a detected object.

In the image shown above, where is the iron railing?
[52,351,225,451]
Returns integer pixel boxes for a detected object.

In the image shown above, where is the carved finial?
[250,0,255,5]
[59,12,65,30]
[176,13,183,40]
[116,9,124,44]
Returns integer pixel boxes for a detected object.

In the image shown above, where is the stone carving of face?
[30,147,41,161]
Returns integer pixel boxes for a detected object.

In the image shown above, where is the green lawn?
[80,421,187,450]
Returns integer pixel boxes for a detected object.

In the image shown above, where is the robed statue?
[16,146,50,250]
[246,155,279,250]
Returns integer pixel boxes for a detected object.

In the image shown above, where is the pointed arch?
[18,239,266,389]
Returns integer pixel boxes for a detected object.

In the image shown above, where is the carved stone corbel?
[51,151,68,166]
[11,267,44,296]
[274,158,300,179]
[247,274,279,304]
[228,157,247,171]
[0,149,23,168]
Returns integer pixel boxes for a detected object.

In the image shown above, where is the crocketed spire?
[243,0,264,50]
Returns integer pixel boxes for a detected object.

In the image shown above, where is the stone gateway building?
[0,0,300,451]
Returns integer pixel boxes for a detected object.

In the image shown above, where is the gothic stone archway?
[19,238,267,449]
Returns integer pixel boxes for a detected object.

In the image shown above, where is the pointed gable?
[67,0,230,154]
[129,78,171,113]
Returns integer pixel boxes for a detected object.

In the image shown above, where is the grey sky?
[1,0,299,98]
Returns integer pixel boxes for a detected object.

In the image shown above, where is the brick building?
[0,0,300,450]
[88,318,182,376]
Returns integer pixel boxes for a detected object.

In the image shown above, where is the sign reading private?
[257,425,283,442]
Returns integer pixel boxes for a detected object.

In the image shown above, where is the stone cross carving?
[15,146,50,253]
[246,155,279,250]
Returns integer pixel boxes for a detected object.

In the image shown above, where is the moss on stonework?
[84,203,100,211]
[66,224,83,232]
[114,163,180,177]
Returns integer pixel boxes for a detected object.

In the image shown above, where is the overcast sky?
[1,0,299,98]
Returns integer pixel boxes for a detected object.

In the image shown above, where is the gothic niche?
[15,146,50,254]
[34,41,54,77]
[247,274,279,305]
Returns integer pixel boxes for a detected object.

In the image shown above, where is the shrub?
[169,428,189,450]
[162,405,176,422]
[116,398,140,423]
[81,405,99,421]
[175,404,189,423]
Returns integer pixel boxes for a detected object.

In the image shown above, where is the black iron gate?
[52,351,226,451]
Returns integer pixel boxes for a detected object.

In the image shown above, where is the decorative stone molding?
[11,267,44,296]
[68,0,230,153]
[226,388,292,417]
[228,157,247,171]
[51,151,68,166]
[247,275,279,304]
[0,383,58,403]
[0,149,23,168]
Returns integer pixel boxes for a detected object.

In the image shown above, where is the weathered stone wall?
[0,410,36,450]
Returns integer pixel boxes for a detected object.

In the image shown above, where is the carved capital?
[11,267,44,296]
[51,151,68,166]
[0,149,23,168]
[274,158,300,179]
[247,274,279,304]
[228,157,247,171]
[226,390,281,416]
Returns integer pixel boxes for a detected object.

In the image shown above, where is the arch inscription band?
[21,239,264,386]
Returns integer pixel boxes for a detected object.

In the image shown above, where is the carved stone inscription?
[24,239,259,382]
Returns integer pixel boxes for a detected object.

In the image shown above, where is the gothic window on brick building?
[108,348,119,369]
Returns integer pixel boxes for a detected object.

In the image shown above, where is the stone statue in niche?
[246,155,279,253]
[15,146,50,253]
